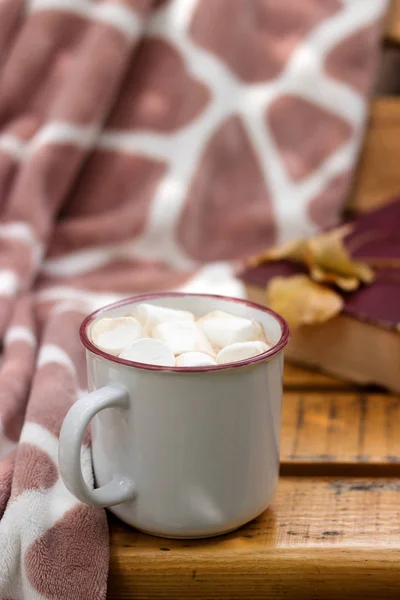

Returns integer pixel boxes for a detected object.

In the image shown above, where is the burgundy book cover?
[240,198,400,331]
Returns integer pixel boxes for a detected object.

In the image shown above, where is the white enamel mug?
[59,293,290,538]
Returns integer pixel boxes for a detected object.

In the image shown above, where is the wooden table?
[107,4,400,596]
[108,364,400,599]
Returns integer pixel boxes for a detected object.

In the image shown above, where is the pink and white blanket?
[0,0,387,597]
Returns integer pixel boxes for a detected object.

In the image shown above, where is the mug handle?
[59,384,136,507]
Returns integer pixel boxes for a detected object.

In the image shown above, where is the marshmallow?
[91,317,145,356]
[176,352,217,367]
[216,341,271,365]
[132,303,194,335]
[120,338,175,366]
[197,311,265,349]
[153,320,215,357]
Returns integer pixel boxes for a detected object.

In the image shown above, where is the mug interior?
[81,293,290,372]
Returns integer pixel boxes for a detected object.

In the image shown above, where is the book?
[239,199,400,392]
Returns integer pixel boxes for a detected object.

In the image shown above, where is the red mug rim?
[80,292,290,373]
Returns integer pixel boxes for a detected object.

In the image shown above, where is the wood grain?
[108,477,400,599]
[386,0,400,44]
[349,0,400,209]
[349,98,400,213]
[281,392,400,474]
[283,363,352,390]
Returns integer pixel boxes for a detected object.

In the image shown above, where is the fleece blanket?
[0,0,387,597]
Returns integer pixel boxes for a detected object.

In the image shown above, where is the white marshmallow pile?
[91,303,271,367]
[153,320,215,357]
[132,304,194,335]
[120,338,175,367]
[176,352,217,367]
[216,341,271,364]
[90,317,145,356]
[197,311,264,347]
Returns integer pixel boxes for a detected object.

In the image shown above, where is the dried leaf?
[249,225,375,291]
[309,263,359,291]
[266,274,344,328]
[264,239,309,263]
[306,226,375,290]
[247,238,308,267]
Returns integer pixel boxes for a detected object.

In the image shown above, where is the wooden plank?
[386,0,400,44]
[108,476,400,599]
[349,98,400,213]
[281,392,400,472]
[283,363,353,390]
[375,47,400,95]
